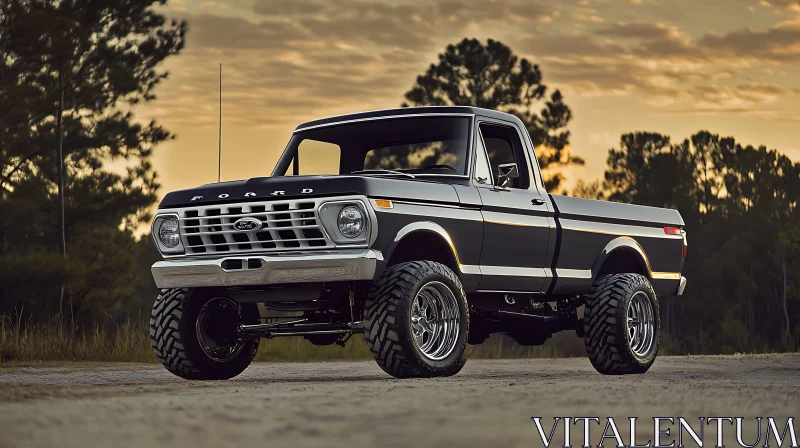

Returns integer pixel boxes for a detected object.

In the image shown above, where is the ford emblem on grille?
[233,217,262,231]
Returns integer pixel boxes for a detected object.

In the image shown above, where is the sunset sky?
[140,0,800,199]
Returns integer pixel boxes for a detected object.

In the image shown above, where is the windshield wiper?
[350,169,416,179]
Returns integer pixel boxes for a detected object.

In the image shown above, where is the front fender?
[381,221,462,269]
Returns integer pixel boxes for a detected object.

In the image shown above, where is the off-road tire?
[363,261,469,379]
[583,273,661,375]
[150,288,259,380]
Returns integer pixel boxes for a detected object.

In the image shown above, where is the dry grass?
[0,316,154,364]
[254,335,372,362]
[468,331,585,358]
[1,315,585,364]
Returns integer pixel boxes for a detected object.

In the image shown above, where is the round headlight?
[337,206,364,238]
[158,217,181,248]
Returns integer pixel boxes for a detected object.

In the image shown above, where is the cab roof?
[293,106,524,132]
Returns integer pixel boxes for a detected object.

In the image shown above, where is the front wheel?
[583,273,661,375]
[363,261,469,378]
[149,288,259,380]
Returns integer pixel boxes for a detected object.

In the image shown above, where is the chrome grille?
[178,199,332,255]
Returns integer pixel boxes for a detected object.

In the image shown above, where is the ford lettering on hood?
[157,174,465,208]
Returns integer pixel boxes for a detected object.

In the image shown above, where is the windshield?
[275,116,471,177]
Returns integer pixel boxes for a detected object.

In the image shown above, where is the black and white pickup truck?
[149,106,687,380]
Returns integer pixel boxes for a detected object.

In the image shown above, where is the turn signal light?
[374,199,393,209]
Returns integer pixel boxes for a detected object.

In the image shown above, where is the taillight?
[682,231,688,258]
[665,227,687,258]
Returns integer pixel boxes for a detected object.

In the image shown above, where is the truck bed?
[549,194,685,296]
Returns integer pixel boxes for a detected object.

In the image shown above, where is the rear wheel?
[583,273,660,375]
[363,261,468,378]
[150,288,259,380]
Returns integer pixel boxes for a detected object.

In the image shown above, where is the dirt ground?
[0,355,798,448]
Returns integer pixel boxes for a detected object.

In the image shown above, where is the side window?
[479,123,530,189]
[294,140,341,175]
[473,130,493,186]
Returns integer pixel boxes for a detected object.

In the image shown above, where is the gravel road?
[1,355,798,448]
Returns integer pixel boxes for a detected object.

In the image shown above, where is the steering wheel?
[425,164,459,173]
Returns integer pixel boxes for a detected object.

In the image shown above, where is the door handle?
[531,198,546,206]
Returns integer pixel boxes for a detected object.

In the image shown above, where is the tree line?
[0,0,184,324]
[601,131,799,352]
[1,4,797,355]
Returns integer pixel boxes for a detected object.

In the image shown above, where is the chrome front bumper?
[151,249,382,289]
[677,276,687,295]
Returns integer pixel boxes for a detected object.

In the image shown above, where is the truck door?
[473,121,554,293]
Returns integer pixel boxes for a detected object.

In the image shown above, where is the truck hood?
[158,175,464,209]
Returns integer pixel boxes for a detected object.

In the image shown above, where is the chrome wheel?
[410,281,461,361]
[626,291,655,357]
[195,297,245,362]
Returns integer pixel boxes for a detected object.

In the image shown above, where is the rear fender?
[590,236,652,282]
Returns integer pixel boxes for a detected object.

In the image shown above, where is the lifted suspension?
[238,318,363,340]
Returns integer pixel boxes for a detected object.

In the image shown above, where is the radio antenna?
[217,63,222,183]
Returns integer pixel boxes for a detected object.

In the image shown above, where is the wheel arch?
[591,236,652,282]
[382,222,461,276]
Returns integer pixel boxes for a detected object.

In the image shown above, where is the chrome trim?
[238,320,363,338]
[652,271,682,280]
[593,236,653,278]
[151,249,382,289]
[677,276,687,295]
[151,213,184,255]
[627,291,656,357]
[163,198,332,257]
[153,195,377,258]
[460,264,481,275]
[387,222,480,277]
[411,174,470,179]
[392,221,464,268]
[316,197,377,246]
[484,219,536,227]
[476,289,544,294]
[293,112,475,133]
[411,281,461,361]
[480,265,549,278]
[353,172,471,179]
[472,125,495,186]
[561,219,684,239]
[387,199,471,210]
[475,118,541,192]
[482,212,550,228]
[556,268,592,279]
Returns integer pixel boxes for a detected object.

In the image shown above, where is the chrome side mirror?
[497,163,519,188]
